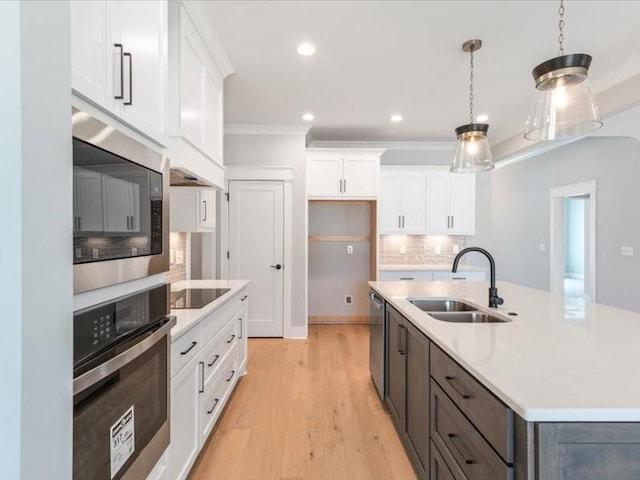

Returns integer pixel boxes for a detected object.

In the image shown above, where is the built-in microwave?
[72,108,169,293]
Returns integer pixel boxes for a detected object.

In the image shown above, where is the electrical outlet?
[345,295,353,305]
[347,245,353,255]
[452,245,460,254]
[435,245,442,255]
[176,250,185,264]
[621,246,634,257]
[170,249,176,264]
[75,248,82,259]
[539,243,547,251]
[92,248,99,259]
[131,247,138,256]
[400,244,406,255]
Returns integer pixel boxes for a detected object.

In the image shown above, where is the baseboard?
[308,315,370,325]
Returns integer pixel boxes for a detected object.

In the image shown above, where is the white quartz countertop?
[379,264,487,272]
[170,279,250,339]
[369,280,640,422]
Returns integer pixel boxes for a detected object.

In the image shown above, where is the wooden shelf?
[308,235,370,242]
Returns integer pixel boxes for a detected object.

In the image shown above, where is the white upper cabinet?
[425,171,476,235]
[379,168,426,234]
[170,187,216,233]
[73,168,104,232]
[167,2,231,189]
[70,0,168,145]
[306,149,385,199]
[102,175,140,233]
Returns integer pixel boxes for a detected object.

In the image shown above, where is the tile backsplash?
[168,232,187,284]
[379,235,466,265]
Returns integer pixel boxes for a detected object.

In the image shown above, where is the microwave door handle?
[73,316,176,395]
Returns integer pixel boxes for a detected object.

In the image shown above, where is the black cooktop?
[170,288,231,309]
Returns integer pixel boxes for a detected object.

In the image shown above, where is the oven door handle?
[73,316,176,395]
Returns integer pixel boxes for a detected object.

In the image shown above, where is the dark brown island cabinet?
[384,303,640,480]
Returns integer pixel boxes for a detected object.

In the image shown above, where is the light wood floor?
[189,324,417,480]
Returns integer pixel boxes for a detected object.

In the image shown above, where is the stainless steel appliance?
[73,284,176,480]
[369,290,385,400]
[72,107,169,293]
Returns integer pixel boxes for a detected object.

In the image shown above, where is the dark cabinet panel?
[430,441,466,480]
[385,305,406,431]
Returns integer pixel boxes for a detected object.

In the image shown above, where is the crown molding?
[179,0,235,78]
[307,140,455,151]
[225,124,312,136]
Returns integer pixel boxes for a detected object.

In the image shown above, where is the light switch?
[452,245,460,254]
[347,245,353,255]
[621,246,634,257]
[170,249,176,264]
[539,243,547,251]
[435,245,442,255]
[400,245,406,255]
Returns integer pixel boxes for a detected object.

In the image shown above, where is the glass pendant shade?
[451,123,494,173]
[524,54,602,140]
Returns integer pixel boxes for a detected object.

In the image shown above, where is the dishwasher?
[369,290,385,400]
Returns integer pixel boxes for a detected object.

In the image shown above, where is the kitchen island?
[370,280,640,480]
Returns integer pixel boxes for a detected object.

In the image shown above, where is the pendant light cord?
[469,46,475,124]
[558,0,565,56]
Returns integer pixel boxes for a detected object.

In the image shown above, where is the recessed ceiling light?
[390,114,403,123]
[302,113,314,121]
[475,114,489,122]
[297,43,315,56]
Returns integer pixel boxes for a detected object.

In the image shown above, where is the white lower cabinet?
[168,288,249,480]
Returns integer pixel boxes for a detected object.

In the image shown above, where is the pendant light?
[451,39,494,174]
[524,0,602,140]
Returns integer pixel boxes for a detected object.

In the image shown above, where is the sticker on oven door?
[110,406,135,479]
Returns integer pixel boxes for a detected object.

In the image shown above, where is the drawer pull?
[180,341,197,355]
[241,295,248,301]
[400,277,415,281]
[226,334,236,344]
[447,433,475,465]
[207,355,220,367]
[207,398,219,415]
[452,277,466,280]
[226,370,235,382]
[445,375,472,399]
[198,361,204,394]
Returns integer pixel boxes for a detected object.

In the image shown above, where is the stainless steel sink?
[428,312,510,323]
[409,299,477,312]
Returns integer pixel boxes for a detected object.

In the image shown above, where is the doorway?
[550,181,597,303]
[228,181,284,337]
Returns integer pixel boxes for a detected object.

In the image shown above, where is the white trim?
[549,181,598,302]
[286,326,308,339]
[494,137,582,170]
[306,147,387,156]
[282,181,294,339]
[308,140,455,151]
[179,1,235,78]
[225,124,311,136]
[225,165,294,181]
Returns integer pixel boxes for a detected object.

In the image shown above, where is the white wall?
[477,136,640,312]
[223,133,307,333]
[381,148,452,166]
[0,2,73,478]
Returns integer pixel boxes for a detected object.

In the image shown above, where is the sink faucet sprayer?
[452,247,504,308]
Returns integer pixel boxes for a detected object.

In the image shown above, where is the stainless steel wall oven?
[73,284,175,480]
[72,107,169,293]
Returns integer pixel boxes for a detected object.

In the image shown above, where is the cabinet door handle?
[226,370,235,382]
[238,318,243,339]
[198,361,205,393]
[451,216,454,229]
[123,51,132,105]
[207,355,220,368]
[114,43,124,100]
[444,375,472,399]
[78,217,81,230]
[343,178,346,193]
[397,324,406,355]
[241,295,248,301]
[447,433,475,465]
[226,334,236,344]
[402,215,405,228]
[447,216,450,228]
[399,277,414,281]
[180,341,197,355]
[398,215,401,229]
[203,200,207,222]
[207,398,219,415]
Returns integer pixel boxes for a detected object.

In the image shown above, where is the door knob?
[270,264,283,270]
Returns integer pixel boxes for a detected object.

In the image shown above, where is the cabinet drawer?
[432,271,486,281]
[200,350,236,442]
[431,381,513,480]
[202,318,237,387]
[431,345,513,462]
[431,441,466,480]
[378,271,434,281]
[201,288,248,343]
[171,324,202,378]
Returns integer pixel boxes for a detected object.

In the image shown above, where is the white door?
[342,157,378,197]
[307,157,343,197]
[449,174,476,234]
[425,172,450,233]
[379,173,402,232]
[401,173,427,233]
[228,181,284,337]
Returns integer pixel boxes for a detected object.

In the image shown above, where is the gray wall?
[381,148,452,166]
[0,2,73,477]
[224,133,307,330]
[478,136,640,312]
[308,202,371,317]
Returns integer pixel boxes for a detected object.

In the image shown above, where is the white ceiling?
[203,1,640,144]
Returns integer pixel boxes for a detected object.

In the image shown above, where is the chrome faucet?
[452,247,504,308]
